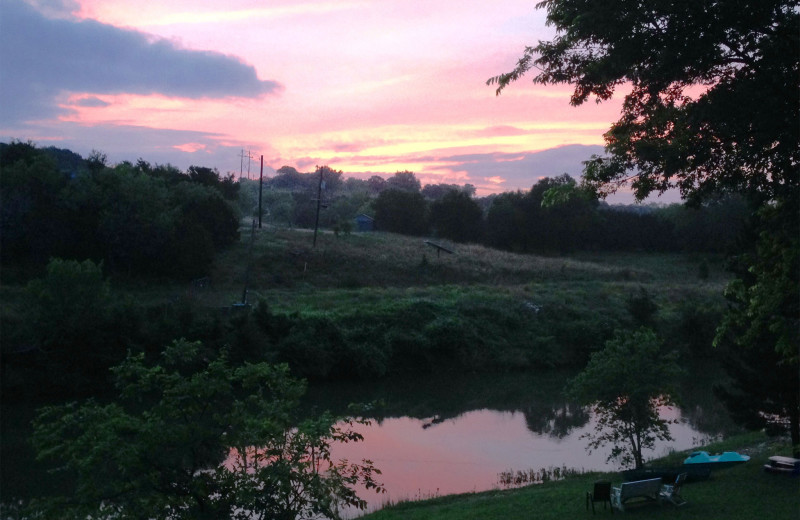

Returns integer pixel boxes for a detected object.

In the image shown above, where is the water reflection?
[523,402,590,439]
[303,370,590,434]
[303,370,739,515]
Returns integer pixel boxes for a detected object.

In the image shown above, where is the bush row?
[2,259,725,399]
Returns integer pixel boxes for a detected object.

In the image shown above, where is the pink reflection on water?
[331,406,712,515]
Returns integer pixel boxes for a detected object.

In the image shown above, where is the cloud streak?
[0,1,281,124]
[294,144,606,194]
[431,144,606,189]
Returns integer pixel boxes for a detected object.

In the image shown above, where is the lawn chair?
[660,472,687,506]
[586,480,613,514]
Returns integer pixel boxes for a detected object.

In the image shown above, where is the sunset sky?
[1,0,650,199]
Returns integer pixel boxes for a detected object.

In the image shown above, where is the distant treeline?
[1,141,240,279]
[244,167,748,256]
[1,142,747,283]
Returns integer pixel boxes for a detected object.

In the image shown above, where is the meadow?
[41,224,713,381]
[110,224,731,381]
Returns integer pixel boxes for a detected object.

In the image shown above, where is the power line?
[238,148,254,180]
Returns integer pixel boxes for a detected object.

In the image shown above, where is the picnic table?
[764,456,800,476]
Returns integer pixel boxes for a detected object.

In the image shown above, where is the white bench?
[611,477,662,511]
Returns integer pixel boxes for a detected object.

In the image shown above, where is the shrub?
[20,259,126,392]
[30,340,383,520]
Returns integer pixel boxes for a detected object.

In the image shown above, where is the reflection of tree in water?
[523,402,590,439]
[303,370,590,439]
[675,363,740,438]
[302,364,734,443]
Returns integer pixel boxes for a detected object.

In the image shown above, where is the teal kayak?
[683,450,750,470]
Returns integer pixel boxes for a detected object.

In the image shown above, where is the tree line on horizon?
[2,140,747,283]
[247,164,747,257]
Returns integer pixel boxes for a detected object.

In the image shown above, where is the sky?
[1,0,655,200]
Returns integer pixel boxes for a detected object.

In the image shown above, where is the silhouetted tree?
[366,175,387,194]
[491,0,799,451]
[568,328,681,469]
[373,189,428,235]
[187,165,239,200]
[31,340,384,519]
[422,183,466,201]
[429,189,483,243]
[386,170,421,193]
[484,191,530,251]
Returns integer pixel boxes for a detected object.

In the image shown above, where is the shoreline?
[360,432,797,519]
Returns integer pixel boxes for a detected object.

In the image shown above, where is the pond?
[303,368,740,515]
[1,367,738,516]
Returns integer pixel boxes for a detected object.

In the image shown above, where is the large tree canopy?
[489,0,799,204]
[490,0,799,452]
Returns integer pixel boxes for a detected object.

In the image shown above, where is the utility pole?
[258,155,264,229]
[238,219,256,307]
[312,167,324,247]
[239,149,254,180]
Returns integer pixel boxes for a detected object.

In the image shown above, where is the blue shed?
[354,214,375,232]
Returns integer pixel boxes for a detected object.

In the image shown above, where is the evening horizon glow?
[1,0,661,200]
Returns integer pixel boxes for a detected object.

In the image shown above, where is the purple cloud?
[73,96,111,108]
[0,1,282,124]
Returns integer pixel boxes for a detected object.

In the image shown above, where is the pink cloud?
[471,125,530,137]
[173,142,206,153]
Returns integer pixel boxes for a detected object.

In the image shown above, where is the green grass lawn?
[362,434,799,520]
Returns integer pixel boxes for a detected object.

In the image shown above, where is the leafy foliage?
[567,328,682,468]
[30,340,383,520]
[715,196,800,449]
[489,0,798,204]
[373,189,429,235]
[187,165,239,200]
[490,0,799,453]
[385,170,422,193]
[625,286,659,327]
[0,144,239,278]
[429,189,483,243]
[0,141,70,264]
[485,175,600,254]
[15,258,132,393]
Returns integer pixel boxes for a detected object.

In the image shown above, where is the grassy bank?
[362,433,799,520]
[209,226,729,297]
[1,226,732,394]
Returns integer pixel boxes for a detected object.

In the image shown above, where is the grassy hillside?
[185,224,728,307]
[1,224,732,388]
